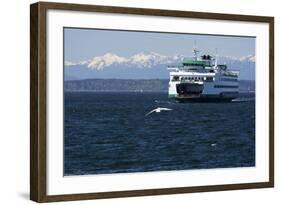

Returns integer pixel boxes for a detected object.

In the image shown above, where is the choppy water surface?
[64,92,255,176]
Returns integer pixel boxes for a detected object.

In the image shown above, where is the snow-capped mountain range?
[65,52,255,80]
[65,52,182,70]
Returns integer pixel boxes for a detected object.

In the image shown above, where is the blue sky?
[64,28,255,62]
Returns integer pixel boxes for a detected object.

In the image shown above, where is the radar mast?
[192,41,200,60]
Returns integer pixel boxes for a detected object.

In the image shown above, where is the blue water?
[64,92,255,176]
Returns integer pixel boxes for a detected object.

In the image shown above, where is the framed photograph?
[30,1,274,202]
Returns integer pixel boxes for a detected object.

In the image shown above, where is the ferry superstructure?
[168,49,239,102]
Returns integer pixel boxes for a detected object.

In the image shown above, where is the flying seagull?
[145,107,173,117]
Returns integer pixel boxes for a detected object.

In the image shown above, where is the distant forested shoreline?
[64,79,255,92]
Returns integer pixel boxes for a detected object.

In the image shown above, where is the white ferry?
[168,48,239,102]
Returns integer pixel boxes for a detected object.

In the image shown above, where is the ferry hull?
[173,92,239,103]
[175,96,235,103]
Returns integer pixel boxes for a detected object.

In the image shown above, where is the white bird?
[145,107,173,116]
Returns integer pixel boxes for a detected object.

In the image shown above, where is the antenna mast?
[215,48,218,68]
[192,40,199,60]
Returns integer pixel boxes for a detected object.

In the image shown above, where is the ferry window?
[203,77,206,81]
[172,76,179,81]
[206,77,214,82]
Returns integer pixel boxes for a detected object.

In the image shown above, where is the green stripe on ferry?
[182,59,205,65]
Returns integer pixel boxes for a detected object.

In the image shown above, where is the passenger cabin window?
[205,77,214,82]
[172,76,179,81]
[218,65,227,71]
